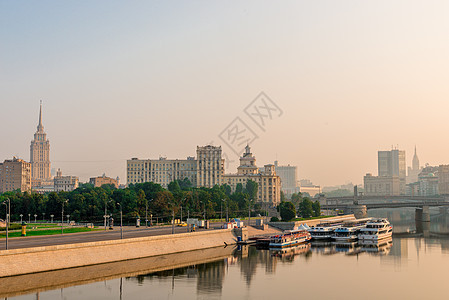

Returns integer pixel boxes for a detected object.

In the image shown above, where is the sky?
[1,0,449,186]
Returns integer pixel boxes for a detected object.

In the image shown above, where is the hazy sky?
[1,1,449,186]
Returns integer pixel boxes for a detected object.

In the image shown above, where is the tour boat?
[358,218,393,241]
[308,222,341,240]
[269,229,311,248]
[332,218,373,242]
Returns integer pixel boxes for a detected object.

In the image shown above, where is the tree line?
[0,179,270,224]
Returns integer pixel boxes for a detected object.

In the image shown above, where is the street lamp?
[20,214,23,223]
[28,214,31,223]
[145,198,148,228]
[34,214,37,223]
[61,199,68,234]
[50,214,54,223]
[117,203,123,239]
[42,212,45,223]
[67,215,70,225]
[2,198,10,250]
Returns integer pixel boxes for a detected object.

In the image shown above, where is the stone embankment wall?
[0,228,241,278]
[268,215,356,231]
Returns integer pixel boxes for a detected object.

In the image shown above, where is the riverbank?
[0,228,240,278]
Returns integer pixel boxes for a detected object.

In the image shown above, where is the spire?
[37,100,44,132]
[412,145,420,170]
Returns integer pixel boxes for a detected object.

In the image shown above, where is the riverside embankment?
[0,228,240,278]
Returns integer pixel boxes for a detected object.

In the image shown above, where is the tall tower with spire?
[407,146,422,184]
[30,101,51,185]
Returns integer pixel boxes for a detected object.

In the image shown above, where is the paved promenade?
[0,224,220,250]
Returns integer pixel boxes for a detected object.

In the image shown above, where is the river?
[5,207,449,300]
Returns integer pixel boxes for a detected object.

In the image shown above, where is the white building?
[127,145,223,188]
[273,161,299,198]
[54,169,79,192]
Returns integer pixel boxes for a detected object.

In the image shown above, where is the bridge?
[321,200,449,210]
[318,194,449,220]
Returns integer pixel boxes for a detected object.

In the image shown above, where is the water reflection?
[7,207,449,299]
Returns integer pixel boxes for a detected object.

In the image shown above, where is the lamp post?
[28,214,30,223]
[104,201,108,231]
[42,212,45,223]
[50,214,54,223]
[20,214,23,223]
[117,203,123,239]
[67,215,70,225]
[61,200,68,235]
[2,198,10,250]
[172,209,175,235]
[180,206,183,223]
[145,198,148,228]
[34,214,37,223]
[220,201,223,221]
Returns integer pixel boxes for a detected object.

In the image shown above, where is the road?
[0,224,223,251]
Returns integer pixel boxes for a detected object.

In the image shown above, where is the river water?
[6,208,449,300]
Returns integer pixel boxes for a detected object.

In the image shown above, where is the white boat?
[358,218,393,242]
[269,229,311,248]
[308,222,341,240]
[332,218,373,242]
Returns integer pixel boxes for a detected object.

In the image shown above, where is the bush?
[270,217,279,222]
[0,223,22,231]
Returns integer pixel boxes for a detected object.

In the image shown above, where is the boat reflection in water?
[270,243,311,261]
[359,237,393,255]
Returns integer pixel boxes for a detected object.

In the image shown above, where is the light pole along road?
[2,198,10,250]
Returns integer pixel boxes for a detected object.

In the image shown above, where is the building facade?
[274,161,299,198]
[0,157,31,193]
[223,146,281,206]
[30,101,51,187]
[364,173,400,196]
[438,165,449,195]
[54,169,79,192]
[196,145,224,188]
[90,174,119,188]
[378,149,406,194]
[126,145,223,188]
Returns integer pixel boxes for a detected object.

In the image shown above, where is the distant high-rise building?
[0,157,31,193]
[196,145,224,188]
[274,161,299,198]
[438,165,449,195]
[378,149,406,194]
[30,101,51,186]
[407,146,422,184]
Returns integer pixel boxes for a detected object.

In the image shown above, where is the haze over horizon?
[1,1,449,187]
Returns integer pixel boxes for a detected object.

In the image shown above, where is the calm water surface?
[7,208,449,300]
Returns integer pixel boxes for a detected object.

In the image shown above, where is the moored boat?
[358,218,393,242]
[269,229,311,248]
[332,218,373,242]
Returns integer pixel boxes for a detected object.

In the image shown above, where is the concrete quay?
[0,228,242,278]
[0,245,236,298]
[268,215,356,231]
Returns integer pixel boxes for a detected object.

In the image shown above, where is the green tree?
[298,198,313,218]
[312,200,321,217]
[279,201,296,221]
[235,183,243,194]
[168,181,181,194]
[245,180,258,201]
